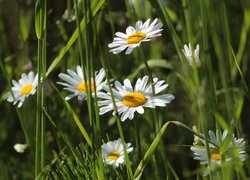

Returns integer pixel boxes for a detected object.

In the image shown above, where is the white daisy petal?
[125,46,136,54]
[124,79,133,91]
[115,32,128,38]
[12,80,21,88]
[142,19,150,30]
[126,26,136,35]
[110,45,130,54]
[136,106,144,114]
[135,21,143,31]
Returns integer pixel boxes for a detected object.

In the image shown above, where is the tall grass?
[0,0,249,179]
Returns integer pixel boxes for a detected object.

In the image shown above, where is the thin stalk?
[102,66,133,179]
[74,0,85,66]
[218,0,233,120]
[35,0,46,178]
[138,48,159,137]
[85,1,97,177]
[139,48,155,95]
[35,39,42,178]
[74,0,94,138]
[41,0,47,171]
[134,119,142,161]
[98,50,133,178]
[35,1,41,173]
[199,1,217,178]
[91,12,105,179]
[40,38,46,173]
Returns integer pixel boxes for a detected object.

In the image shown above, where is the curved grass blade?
[133,121,219,179]
[134,121,172,179]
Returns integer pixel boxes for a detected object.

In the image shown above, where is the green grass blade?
[46,0,105,77]
[128,59,174,79]
[236,3,250,65]
[147,0,183,59]
[230,47,248,92]
[134,121,172,178]
[51,82,92,148]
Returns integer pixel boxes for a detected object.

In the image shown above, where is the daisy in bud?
[6,71,38,108]
[57,66,106,101]
[182,43,200,66]
[98,76,174,122]
[14,143,28,153]
[108,18,163,54]
[101,138,133,167]
[191,130,247,176]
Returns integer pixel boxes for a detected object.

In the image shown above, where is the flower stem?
[141,56,155,95]
[35,0,46,178]
[98,54,133,179]
[134,119,142,161]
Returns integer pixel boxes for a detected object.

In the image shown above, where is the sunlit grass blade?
[46,0,105,77]
[51,82,92,148]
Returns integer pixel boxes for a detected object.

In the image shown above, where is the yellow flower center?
[127,32,146,44]
[211,150,221,160]
[20,84,33,95]
[77,82,95,92]
[122,92,146,107]
[107,151,120,160]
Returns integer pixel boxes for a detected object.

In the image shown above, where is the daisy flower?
[108,18,163,54]
[6,71,38,108]
[101,138,133,167]
[98,76,175,122]
[182,43,200,66]
[191,130,247,176]
[57,66,106,101]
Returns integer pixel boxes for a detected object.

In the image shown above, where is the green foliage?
[0,0,249,179]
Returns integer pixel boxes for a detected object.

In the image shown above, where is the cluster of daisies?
[5,18,176,167]
[5,18,247,173]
